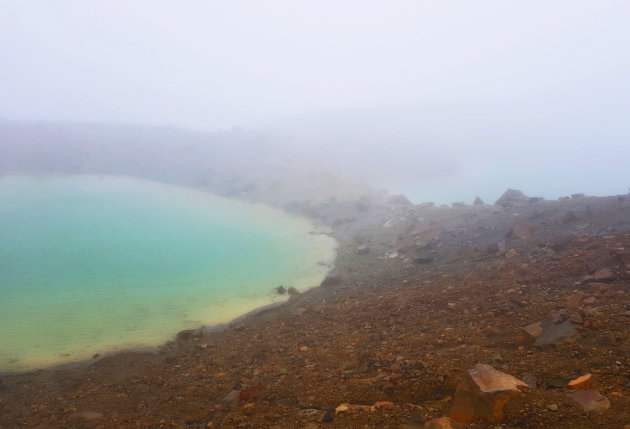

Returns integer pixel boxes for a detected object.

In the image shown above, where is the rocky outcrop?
[495,189,528,207]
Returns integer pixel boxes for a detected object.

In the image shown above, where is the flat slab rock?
[468,364,529,393]
[535,319,578,347]
[567,390,610,413]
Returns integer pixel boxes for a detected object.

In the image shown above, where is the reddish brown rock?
[424,417,456,428]
[373,401,395,409]
[449,364,528,424]
[67,411,103,422]
[505,249,518,260]
[222,390,241,408]
[593,267,615,281]
[589,283,612,297]
[521,322,543,342]
[569,312,584,324]
[567,374,594,390]
[567,390,610,413]
[239,385,261,402]
[566,292,585,308]
[557,212,577,226]
[508,220,538,240]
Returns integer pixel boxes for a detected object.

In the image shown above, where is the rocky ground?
[2,190,630,428]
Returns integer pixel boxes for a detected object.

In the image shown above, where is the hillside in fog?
[0,120,379,207]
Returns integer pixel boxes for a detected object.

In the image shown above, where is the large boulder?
[495,189,528,208]
[449,364,529,424]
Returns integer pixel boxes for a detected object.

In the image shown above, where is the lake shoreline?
[0,175,337,374]
[3,187,630,427]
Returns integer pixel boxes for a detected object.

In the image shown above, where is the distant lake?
[0,175,336,372]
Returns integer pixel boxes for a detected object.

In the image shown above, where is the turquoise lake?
[0,175,336,372]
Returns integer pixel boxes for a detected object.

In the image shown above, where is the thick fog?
[1,1,629,203]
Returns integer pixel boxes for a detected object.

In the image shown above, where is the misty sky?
[2,1,630,203]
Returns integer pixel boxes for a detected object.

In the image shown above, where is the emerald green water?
[0,175,336,372]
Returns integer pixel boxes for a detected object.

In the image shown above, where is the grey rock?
[535,319,578,347]
[356,245,370,254]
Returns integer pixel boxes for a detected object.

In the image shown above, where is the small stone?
[299,345,309,352]
[508,220,538,239]
[589,283,612,297]
[373,401,395,409]
[356,245,370,254]
[322,408,335,422]
[567,374,594,390]
[68,411,103,422]
[505,249,518,259]
[590,319,605,330]
[293,307,307,316]
[566,292,585,309]
[491,353,504,362]
[221,390,241,408]
[522,322,543,340]
[424,417,456,428]
[568,312,584,324]
[522,373,537,388]
[582,296,596,305]
[547,404,558,411]
[594,333,616,346]
[335,404,349,414]
[593,267,615,281]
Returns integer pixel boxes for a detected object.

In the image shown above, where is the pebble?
[547,404,558,411]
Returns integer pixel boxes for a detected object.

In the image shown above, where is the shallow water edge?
[0,174,338,374]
